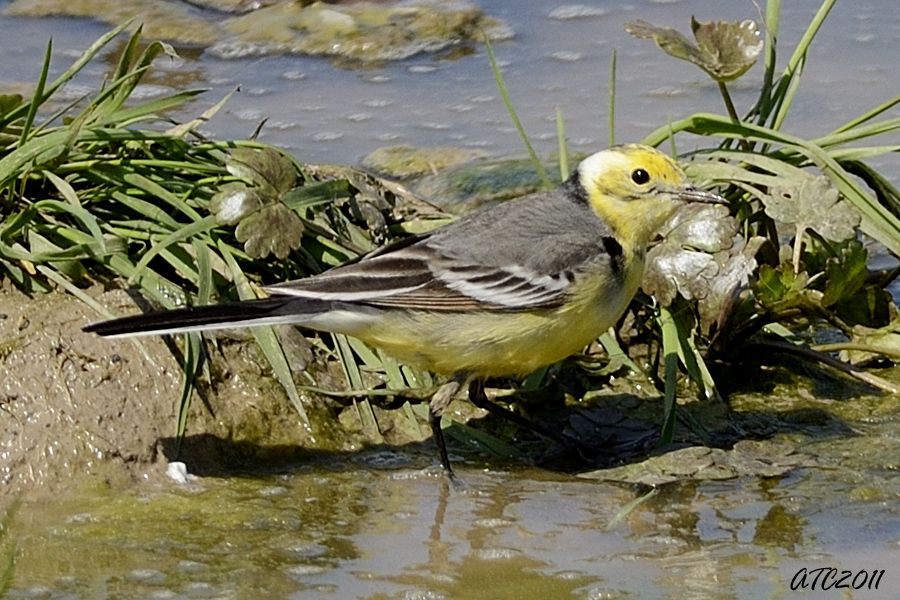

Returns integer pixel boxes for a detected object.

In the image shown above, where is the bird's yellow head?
[575,144,722,249]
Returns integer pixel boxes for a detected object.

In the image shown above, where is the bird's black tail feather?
[83,296,330,338]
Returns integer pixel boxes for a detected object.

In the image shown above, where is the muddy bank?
[0,284,334,498]
[4,278,899,500]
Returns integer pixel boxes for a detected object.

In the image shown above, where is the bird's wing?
[264,237,576,311]
[266,189,610,311]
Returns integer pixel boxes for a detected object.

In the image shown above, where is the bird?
[84,144,725,478]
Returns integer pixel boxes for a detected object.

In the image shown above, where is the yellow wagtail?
[84,144,724,476]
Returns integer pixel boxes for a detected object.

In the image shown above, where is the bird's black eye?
[631,168,651,185]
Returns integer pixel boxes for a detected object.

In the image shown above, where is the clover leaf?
[236,203,304,260]
[698,236,764,335]
[821,240,868,307]
[643,204,737,305]
[687,152,861,271]
[625,17,762,82]
[210,182,264,226]
[754,264,810,311]
[764,175,859,243]
[226,147,297,195]
[209,147,304,259]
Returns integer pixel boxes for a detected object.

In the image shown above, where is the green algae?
[213,1,514,63]
[579,441,817,485]
[5,0,222,46]
[410,155,577,212]
[361,145,488,180]
[5,0,512,64]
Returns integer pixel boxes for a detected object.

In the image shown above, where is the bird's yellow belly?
[354,267,641,377]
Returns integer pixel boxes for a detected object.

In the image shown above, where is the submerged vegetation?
[1,0,898,467]
[5,0,513,65]
[0,497,18,594]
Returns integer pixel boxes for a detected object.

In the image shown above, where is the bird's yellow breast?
[353,251,645,377]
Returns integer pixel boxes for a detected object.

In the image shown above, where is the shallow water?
[7,440,898,599]
[0,1,898,168]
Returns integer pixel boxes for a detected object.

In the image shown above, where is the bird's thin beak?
[677,186,727,205]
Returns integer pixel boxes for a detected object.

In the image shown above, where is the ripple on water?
[550,51,583,62]
[472,547,522,560]
[285,563,328,579]
[176,560,208,573]
[127,568,167,584]
[547,5,609,20]
[280,70,307,81]
[409,65,439,74]
[345,112,374,122]
[312,132,345,141]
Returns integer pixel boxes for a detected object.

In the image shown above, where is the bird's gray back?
[426,189,612,276]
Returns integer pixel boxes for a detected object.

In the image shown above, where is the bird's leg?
[428,377,464,479]
[466,380,594,459]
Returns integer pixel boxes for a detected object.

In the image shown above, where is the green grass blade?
[43,170,82,207]
[33,198,107,255]
[831,95,900,135]
[0,129,68,186]
[770,0,836,129]
[174,332,203,456]
[332,334,363,391]
[0,23,130,128]
[166,87,236,139]
[377,350,409,389]
[755,0,781,124]
[598,331,645,377]
[642,112,900,256]
[157,247,200,282]
[770,55,805,131]
[128,215,217,283]
[334,333,383,442]
[37,265,109,318]
[608,49,617,146]
[103,253,188,309]
[219,240,310,427]
[282,179,353,211]
[483,36,551,188]
[813,116,900,148]
[121,172,204,221]
[556,106,569,179]
[0,206,37,239]
[192,238,213,306]
[111,25,143,82]
[673,314,720,401]
[18,38,52,146]
[100,89,207,127]
[345,335,382,372]
[443,419,521,460]
[607,488,659,531]
[93,32,179,121]
[658,306,680,444]
[111,191,181,229]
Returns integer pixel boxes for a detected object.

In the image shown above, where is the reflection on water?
[7,453,898,598]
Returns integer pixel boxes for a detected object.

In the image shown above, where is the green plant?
[0,25,448,448]
[623,0,900,430]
